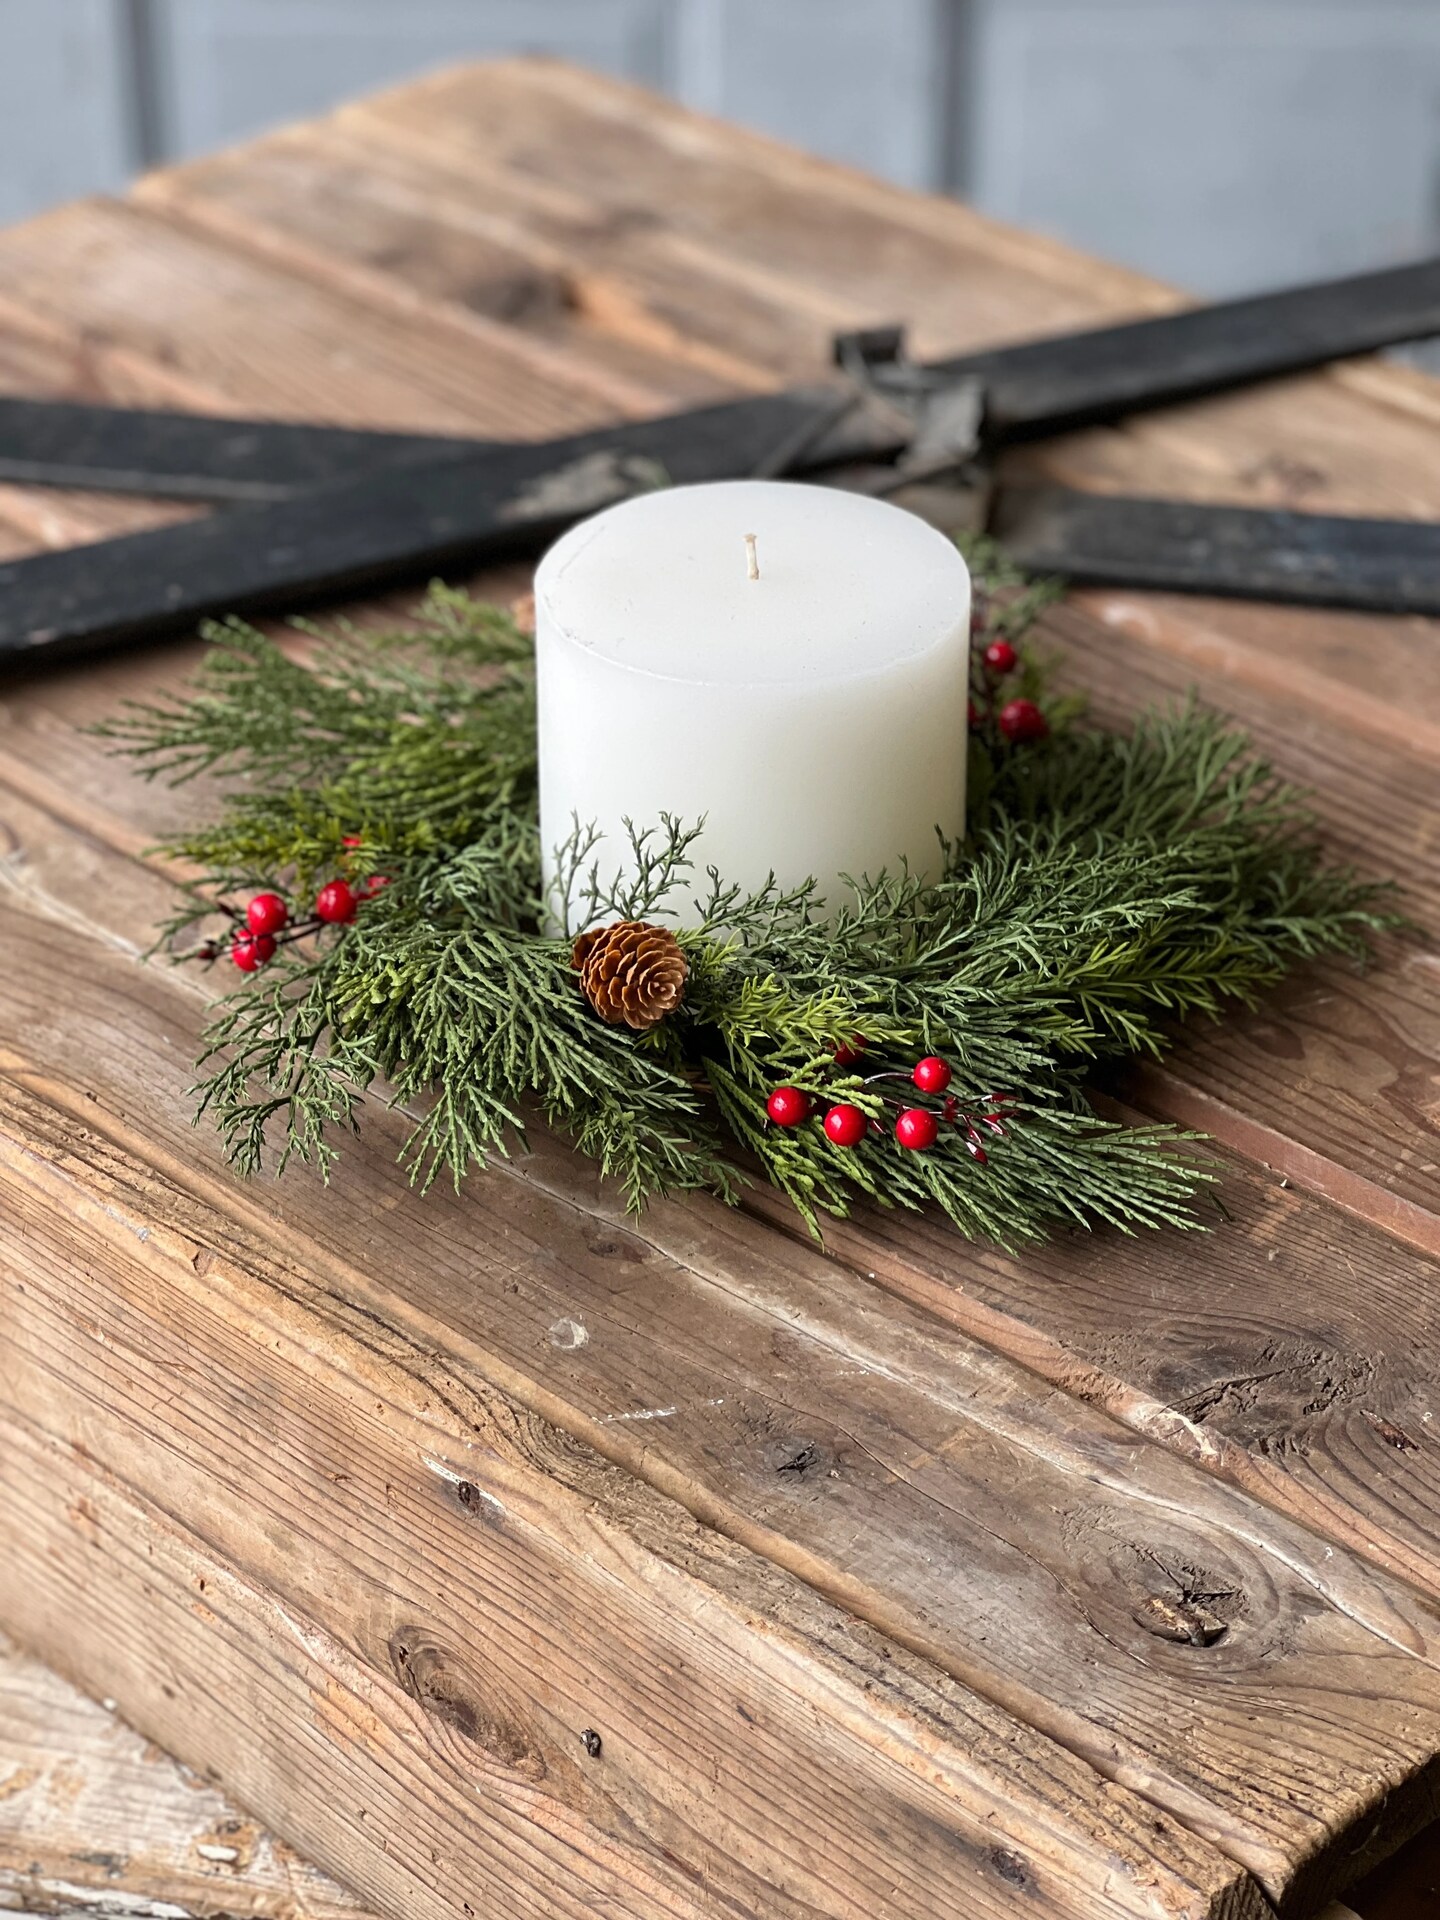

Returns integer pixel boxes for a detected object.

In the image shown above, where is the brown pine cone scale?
[572,919,689,1031]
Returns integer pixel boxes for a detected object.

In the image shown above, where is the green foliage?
[100,564,1395,1248]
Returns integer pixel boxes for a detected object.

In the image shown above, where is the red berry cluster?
[765,1036,1015,1159]
[968,629,1048,746]
[191,843,390,973]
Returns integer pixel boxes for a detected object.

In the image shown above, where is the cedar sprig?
[102,569,1395,1247]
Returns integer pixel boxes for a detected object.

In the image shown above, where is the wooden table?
[0,1629,376,1919]
[0,59,1437,1920]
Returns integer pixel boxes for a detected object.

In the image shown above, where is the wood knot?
[579,1727,603,1759]
[583,1228,647,1263]
[1134,1590,1232,1647]
[1128,1550,1244,1647]
[388,1629,546,1780]
[765,1437,829,1479]
[1155,1338,1374,1456]
[987,1847,1029,1890]
[1060,1508,1254,1655]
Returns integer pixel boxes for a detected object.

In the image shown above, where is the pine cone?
[572,920,688,1031]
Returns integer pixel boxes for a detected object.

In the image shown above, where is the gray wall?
[3,0,1440,298]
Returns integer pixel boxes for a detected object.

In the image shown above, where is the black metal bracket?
[4,253,1440,660]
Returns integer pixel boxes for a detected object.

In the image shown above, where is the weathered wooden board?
[0,1633,372,1919]
[0,52,1437,1920]
[1,557,1435,1633]
[0,767,1439,1919]
[0,1049,1268,1920]
[0,199,654,437]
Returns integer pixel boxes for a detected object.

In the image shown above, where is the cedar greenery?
[99,548,1391,1246]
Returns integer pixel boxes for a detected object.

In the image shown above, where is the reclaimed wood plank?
[0,480,199,552]
[2,592,1436,1618]
[739,1076,1440,1589]
[0,1064,1267,1920]
[350,58,1179,345]
[1065,592,1440,768]
[0,49,1434,1662]
[1028,602,1440,1224]
[0,284,282,416]
[0,1632,373,1920]
[132,114,817,391]
[1120,952,1440,1263]
[130,127,758,407]
[0,199,661,438]
[0,841,1439,1916]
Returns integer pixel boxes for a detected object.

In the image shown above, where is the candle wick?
[744,532,760,582]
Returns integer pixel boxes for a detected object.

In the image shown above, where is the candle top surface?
[535,480,970,687]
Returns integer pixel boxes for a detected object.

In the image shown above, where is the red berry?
[912,1055,951,1094]
[766,1086,811,1129]
[833,1034,867,1068]
[998,698,1048,745]
[245,891,288,937]
[895,1107,939,1152]
[823,1103,868,1148]
[315,879,358,924]
[342,834,364,850]
[358,873,391,900]
[232,931,276,972]
[983,639,1018,675]
[943,1096,960,1122]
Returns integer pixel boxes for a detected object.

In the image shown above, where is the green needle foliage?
[99,555,1394,1247]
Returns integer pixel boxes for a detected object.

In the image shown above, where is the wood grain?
[1,853,1439,1913]
[136,105,856,385]
[131,122,766,405]
[1030,603,1440,1216]
[3,554,1433,1240]
[0,537,1435,1646]
[0,199,656,439]
[0,1631,372,1919]
[0,1065,1267,1920]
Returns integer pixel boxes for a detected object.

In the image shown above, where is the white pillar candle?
[535,479,971,927]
